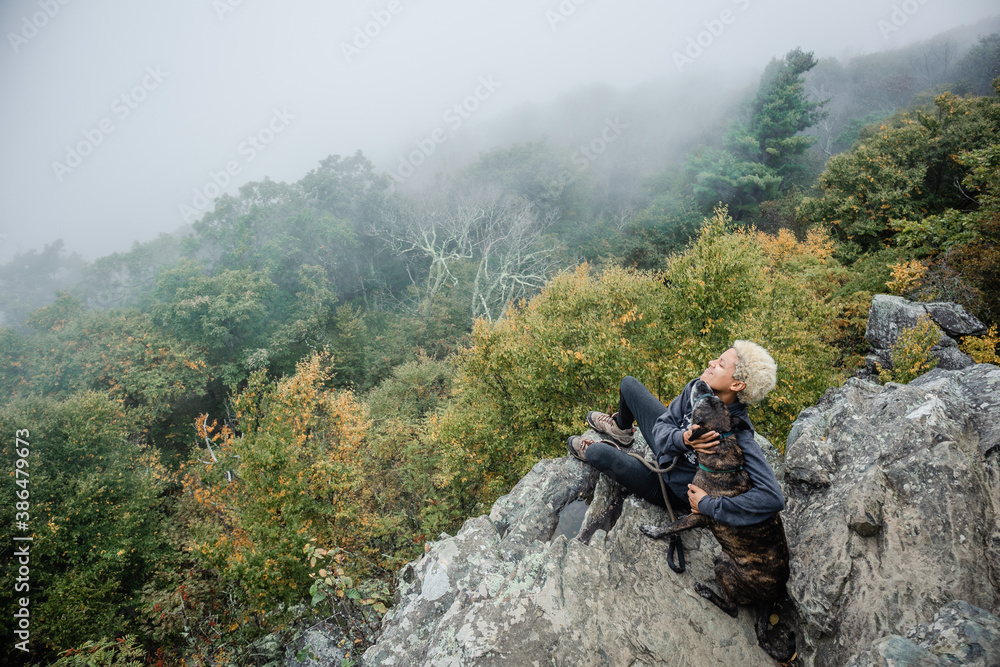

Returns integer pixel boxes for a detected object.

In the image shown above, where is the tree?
[434,208,841,513]
[13,302,210,435]
[74,232,186,311]
[375,186,557,321]
[177,354,371,636]
[800,88,1000,257]
[375,191,477,313]
[457,140,591,237]
[0,240,85,327]
[466,188,559,322]
[687,146,783,216]
[298,151,396,305]
[153,261,277,385]
[953,34,1000,97]
[687,48,826,217]
[909,36,959,89]
[892,143,1000,323]
[0,393,170,661]
[735,48,828,178]
[190,178,358,297]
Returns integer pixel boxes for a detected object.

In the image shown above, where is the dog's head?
[690,379,732,437]
[689,379,746,472]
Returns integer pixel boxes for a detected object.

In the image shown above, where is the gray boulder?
[784,364,1000,666]
[923,303,989,338]
[846,600,1000,667]
[864,295,984,374]
[284,623,349,667]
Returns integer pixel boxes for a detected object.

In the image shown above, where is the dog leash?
[628,451,685,573]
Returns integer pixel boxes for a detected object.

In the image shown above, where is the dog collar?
[694,393,715,401]
[698,462,744,474]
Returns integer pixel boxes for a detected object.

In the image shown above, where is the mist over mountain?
[1,1,998,263]
[2,4,1000,663]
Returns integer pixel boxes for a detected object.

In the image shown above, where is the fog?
[1,0,997,262]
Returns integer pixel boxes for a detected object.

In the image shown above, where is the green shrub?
[0,393,169,660]
[877,314,941,383]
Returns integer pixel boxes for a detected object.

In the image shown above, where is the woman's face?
[700,348,743,395]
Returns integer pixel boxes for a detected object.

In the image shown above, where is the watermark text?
[673,0,751,73]
[51,65,168,183]
[546,0,588,31]
[179,107,296,222]
[391,76,502,182]
[877,0,931,40]
[12,429,32,653]
[341,0,405,63]
[7,0,72,54]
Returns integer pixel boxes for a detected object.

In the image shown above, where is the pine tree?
[688,48,826,217]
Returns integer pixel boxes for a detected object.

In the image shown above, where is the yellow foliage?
[757,228,799,263]
[960,325,1000,365]
[179,351,375,630]
[803,227,836,261]
[886,259,928,295]
[756,226,835,267]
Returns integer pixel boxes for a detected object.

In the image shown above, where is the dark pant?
[585,376,686,510]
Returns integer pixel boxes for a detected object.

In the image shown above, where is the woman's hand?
[683,424,719,454]
[687,484,708,514]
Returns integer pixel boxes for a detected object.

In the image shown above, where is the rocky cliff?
[863,294,986,375]
[362,328,1000,666]
[783,365,1000,666]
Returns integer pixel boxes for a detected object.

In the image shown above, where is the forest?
[1,28,999,666]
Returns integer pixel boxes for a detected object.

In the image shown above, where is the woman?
[567,340,784,526]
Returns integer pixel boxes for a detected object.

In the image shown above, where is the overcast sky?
[1,0,997,262]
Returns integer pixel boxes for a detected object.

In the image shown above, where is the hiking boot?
[567,435,613,462]
[585,411,634,447]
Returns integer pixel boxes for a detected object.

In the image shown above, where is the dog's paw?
[693,581,714,599]
[639,524,666,539]
[756,601,798,663]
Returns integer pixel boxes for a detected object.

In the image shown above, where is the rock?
[283,623,349,667]
[362,432,780,666]
[364,364,1000,667]
[845,600,1000,666]
[756,431,785,478]
[864,295,983,374]
[282,622,348,667]
[923,303,988,338]
[784,364,1000,666]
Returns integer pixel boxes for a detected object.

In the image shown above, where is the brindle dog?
[639,380,796,663]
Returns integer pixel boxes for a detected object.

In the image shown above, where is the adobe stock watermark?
[12,429,32,653]
[179,107,296,222]
[341,0,406,64]
[557,117,629,185]
[51,65,169,183]
[213,0,249,21]
[7,0,72,54]
[546,0,588,31]
[672,0,751,73]
[391,75,502,183]
[877,0,931,40]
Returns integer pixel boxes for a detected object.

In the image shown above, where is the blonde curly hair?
[732,340,777,404]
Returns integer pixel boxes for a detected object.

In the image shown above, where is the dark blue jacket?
[648,378,785,526]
